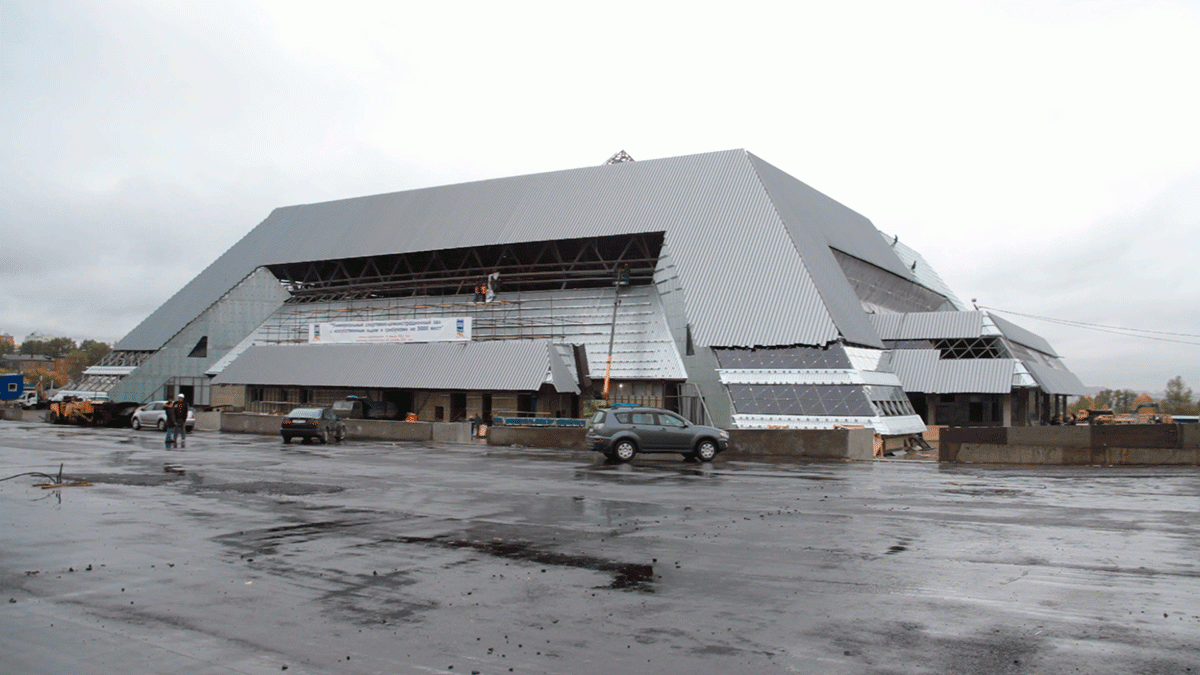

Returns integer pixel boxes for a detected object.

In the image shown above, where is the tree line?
[2,336,112,389]
[1070,376,1198,416]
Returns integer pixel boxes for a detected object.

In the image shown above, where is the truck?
[46,392,138,427]
[16,391,42,409]
[331,396,399,420]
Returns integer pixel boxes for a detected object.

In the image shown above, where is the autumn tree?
[63,340,112,381]
[1071,389,1140,414]
[1068,396,1093,415]
[1081,389,1136,413]
[1160,376,1197,415]
[1109,389,1138,413]
[23,367,68,390]
[0,334,15,354]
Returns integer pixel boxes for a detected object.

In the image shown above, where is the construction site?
[68,149,1087,452]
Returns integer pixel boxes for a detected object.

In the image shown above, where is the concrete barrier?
[486,426,877,460]
[343,419,432,442]
[487,426,587,450]
[727,428,875,460]
[220,412,454,443]
[432,422,471,444]
[1183,424,1200,448]
[1007,426,1091,447]
[195,410,222,432]
[941,424,1200,465]
[0,408,48,423]
[221,412,282,436]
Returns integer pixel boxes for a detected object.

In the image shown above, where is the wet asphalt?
[1,420,1198,675]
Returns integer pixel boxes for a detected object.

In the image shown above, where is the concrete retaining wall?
[727,428,875,460]
[220,412,469,443]
[221,413,283,436]
[432,422,471,444]
[0,408,46,422]
[941,424,1200,465]
[487,426,587,450]
[486,426,876,460]
[343,419,433,442]
[195,410,222,432]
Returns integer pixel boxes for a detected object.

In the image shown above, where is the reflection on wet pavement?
[1,421,1198,675]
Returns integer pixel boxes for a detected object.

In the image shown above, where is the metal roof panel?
[1023,360,1088,395]
[116,150,874,351]
[871,311,986,340]
[887,350,1014,393]
[988,313,1059,357]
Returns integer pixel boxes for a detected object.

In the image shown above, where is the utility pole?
[601,264,630,399]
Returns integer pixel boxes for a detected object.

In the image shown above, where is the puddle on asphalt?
[191,481,344,496]
[67,472,188,487]
[216,518,656,593]
[395,535,656,592]
[59,471,344,497]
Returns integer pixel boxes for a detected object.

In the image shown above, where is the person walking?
[168,394,189,448]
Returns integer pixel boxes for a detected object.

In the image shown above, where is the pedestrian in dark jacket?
[169,394,189,448]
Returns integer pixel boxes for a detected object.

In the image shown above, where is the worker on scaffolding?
[617,264,630,287]
[486,270,500,303]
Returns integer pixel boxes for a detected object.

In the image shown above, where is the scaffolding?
[234,285,684,383]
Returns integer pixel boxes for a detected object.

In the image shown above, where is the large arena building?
[82,149,1086,435]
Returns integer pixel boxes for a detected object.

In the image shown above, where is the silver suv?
[586,406,729,463]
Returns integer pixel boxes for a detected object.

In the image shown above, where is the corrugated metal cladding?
[118,149,927,352]
[211,340,579,393]
[1023,361,1088,396]
[747,154,915,278]
[870,311,985,340]
[880,233,968,311]
[988,313,1059,357]
[745,154,883,348]
[888,350,1014,394]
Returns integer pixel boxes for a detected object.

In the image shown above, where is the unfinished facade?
[82,149,1085,434]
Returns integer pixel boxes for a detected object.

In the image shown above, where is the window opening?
[187,336,208,358]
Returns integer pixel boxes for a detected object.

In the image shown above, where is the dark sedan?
[281,407,347,444]
[586,406,729,463]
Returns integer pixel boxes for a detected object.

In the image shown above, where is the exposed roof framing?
[269,232,665,303]
[606,150,635,164]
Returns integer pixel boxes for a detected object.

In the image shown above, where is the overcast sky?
[2,0,1198,393]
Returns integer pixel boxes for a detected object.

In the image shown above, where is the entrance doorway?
[384,390,413,419]
[450,393,467,422]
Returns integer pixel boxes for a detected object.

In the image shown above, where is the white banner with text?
[308,318,472,344]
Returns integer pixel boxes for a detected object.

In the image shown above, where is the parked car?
[586,406,729,463]
[130,401,196,431]
[281,407,346,444]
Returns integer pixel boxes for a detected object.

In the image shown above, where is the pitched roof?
[870,311,985,340]
[989,313,1059,357]
[886,350,1016,394]
[118,150,932,352]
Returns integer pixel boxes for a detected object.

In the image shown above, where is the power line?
[979,306,1200,346]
